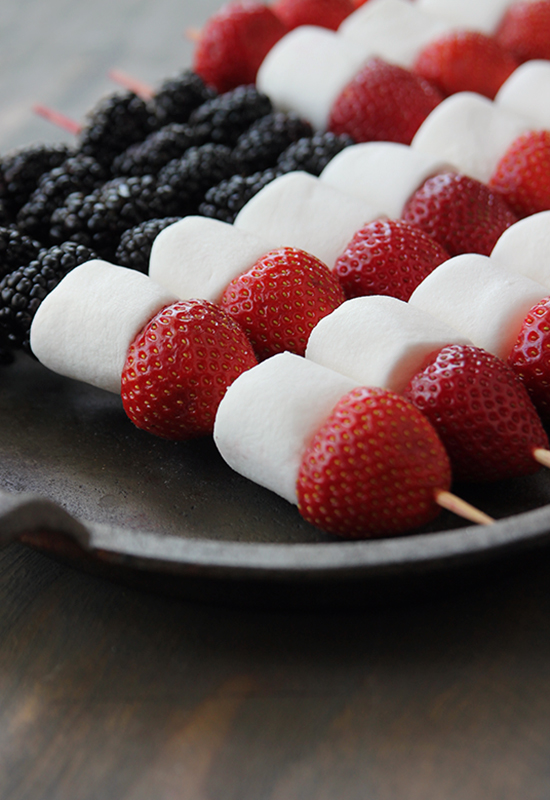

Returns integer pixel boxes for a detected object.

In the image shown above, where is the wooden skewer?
[33,104,82,135]
[108,69,154,100]
[533,448,550,469]
[184,26,201,42]
[434,490,495,526]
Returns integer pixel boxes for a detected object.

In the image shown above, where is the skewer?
[435,490,495,525]
[533,448,550,469]
[32,104,82,135]
[184,27,201,42]
[107,69,154,100]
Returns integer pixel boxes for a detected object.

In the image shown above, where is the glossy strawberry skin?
[489,131,550,218]
[402,172,518,256]
[328,58,443,145]
[297,387,451,538]
[121,300,257,440]
[413,30,518,100]
[333,218,449,301]
[272,0,354,30]
[404,345,548,483]
[193,1,288,93]
[219,247,345,361]
[507,295,550,424]
[495,0,550,63]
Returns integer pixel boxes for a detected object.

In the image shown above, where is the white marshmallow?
[148,216,274,303]
[412,92,532,183]
[256,26,367,130]
[213,352,358,505]
[320,142,456,218]
[306,295,470,394]
[416,0,513,34]
[234,171,380,268]
[496,61,550,130]
[491,211,550,289]
[30,260,177,394]
[339,0,454,69]
[409,254,549,359]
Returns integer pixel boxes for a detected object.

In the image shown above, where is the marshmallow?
[416,0,513,34]
[234,171,381,268]
[491,212,550,289]
[409,254,549,359]
[30,260,177,394]
[148,216,275,303]
[320,142,455,218]
[339,0,454,69]
[305,295,470,394]
[256,26,367,130]
[495,61,550,130]
[213,352,358,504]
[412,92,532,183]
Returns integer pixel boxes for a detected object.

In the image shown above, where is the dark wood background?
[2,1,550,797]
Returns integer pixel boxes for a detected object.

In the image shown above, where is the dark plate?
[2,352,550,607]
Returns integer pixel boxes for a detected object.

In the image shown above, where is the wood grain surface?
[2,1,550,798]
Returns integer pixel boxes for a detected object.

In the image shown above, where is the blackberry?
[154,143,237,217]
[50,175,158,261]
[111,123,207,177]
[151,70,217,125]
[198,168,282,224]
[116,217,181,272]
[0,227,42,280]
[231,112,313,175]
[78,91,158,170]
[276,132,355,176]
[188,85,272,146]
[0,242,96,352]
[17,154,108,242]
[0,143,73,217]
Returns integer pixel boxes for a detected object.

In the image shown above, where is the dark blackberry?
[151,70,217,125]
[78,91,158,170]
[188,85,272,146]
[154,143,237,217]
[198,168,282,224]
[17,154,108,241]
[0,242,96,352]
[0,143,73,217]
[116,217,181,272]
[231,112,313,174]
[0,227,42,280]
[276,132,355,176]
[50,176,158,261]
[111,123,207,177]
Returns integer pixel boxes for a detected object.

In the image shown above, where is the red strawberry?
[192,1,288,93]
[403,344,548,483]
[495,0,550,63]
[413,30,518,100]
[489,130,550,218]
[507,295,550,424]
[121,299,257,440]
[328,58,443,145]
[296,386,452,538]
[333,218,449,301]
[272,0,355,30]
[219,247,345,361]
[401,172,518,256]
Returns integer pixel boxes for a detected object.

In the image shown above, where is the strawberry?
[296,386,452,538]
[121,299,257,440]
[333,218,449,301]
[219,247,345,361]
[489,130,550,218]
[507,295,550,424]
[495,0,550,63]
[192,1,288,93]
[403,344,548,483]
[413,30,518,100]
[401,172,518,256]
[272,0,355,30]
[328,58,443,145]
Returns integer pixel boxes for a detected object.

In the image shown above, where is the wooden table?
[2,1,550,797]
